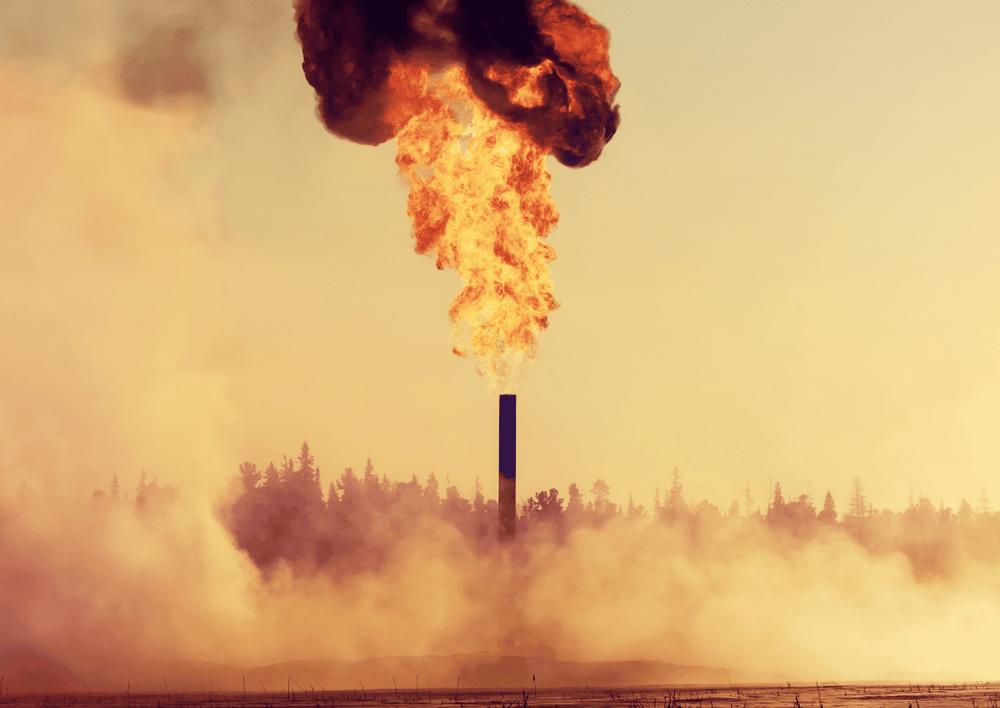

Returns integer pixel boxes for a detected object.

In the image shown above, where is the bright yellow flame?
[396,65,559,392]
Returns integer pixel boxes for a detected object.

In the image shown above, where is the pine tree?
[848,477,866,518]
[667,468,683,510]
[337,467,360,511]
[767,482,785,523]
[566,483,583,526]
[239,462,261,491]
[444,481,471,520]
[362,456,384,511]
[473,476,486,513]
[957,498,973,523]
[546,488,564,517]
[818,489,837,523]
[772,482,784,508]
[976,489,991,518]
[297,441,315,478]
[626,494,646,520]
[296,442,321,501]
[423,472,440,509]
[661,468,688,523]
[262,461,280,490]
[280,456,296,487]
[591,478,611,519]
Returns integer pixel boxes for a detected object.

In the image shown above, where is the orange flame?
[395,64,559,391]
[293,0,619,390]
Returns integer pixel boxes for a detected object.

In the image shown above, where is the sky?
[3,0,1000,517]
[3,0,1000,687]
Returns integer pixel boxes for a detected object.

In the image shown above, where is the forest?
[94,441,1000,583]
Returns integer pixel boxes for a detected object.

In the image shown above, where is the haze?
[2,0,999,688]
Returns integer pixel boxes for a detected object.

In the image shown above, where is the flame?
[294,0,620,390]
[484,62,550,109]
[395,64,559,391]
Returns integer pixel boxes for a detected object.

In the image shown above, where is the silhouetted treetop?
[213,444,1000,585]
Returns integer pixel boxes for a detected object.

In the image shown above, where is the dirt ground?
[2,682,998,708]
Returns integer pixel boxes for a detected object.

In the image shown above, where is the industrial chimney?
[498,394,516,541]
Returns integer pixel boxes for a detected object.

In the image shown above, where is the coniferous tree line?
[92,442,1000,582]
[91,469,178,510]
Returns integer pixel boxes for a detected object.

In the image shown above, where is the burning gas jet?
[294,0,620,390]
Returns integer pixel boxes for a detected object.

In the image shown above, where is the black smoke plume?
[294,0,620,167]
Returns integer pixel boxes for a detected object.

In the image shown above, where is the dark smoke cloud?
[1,0,287,111]
[294,0,620,167]
[112,1,287,109]
[117,24,210,107]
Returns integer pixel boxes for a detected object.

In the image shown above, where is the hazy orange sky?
[6,0,1000,687]
[3,0,999,516]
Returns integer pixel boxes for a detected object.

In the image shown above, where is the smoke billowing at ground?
[5,445,1000,690]
[296,0,620,389]
[4,0,1000,695]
